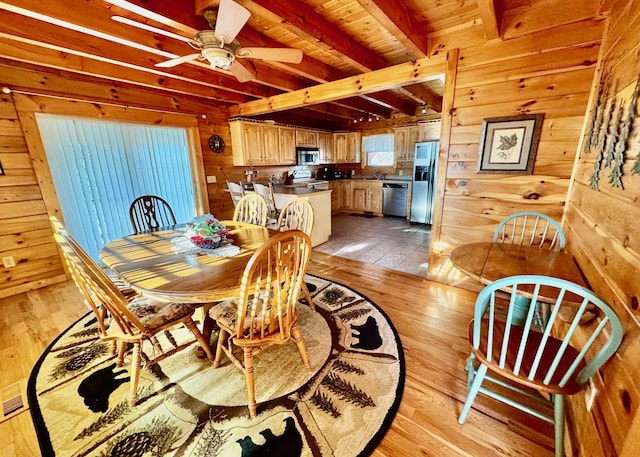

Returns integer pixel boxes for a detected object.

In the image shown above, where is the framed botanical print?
[476,113,544,174]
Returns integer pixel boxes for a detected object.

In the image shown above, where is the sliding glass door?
[36,114,197,261]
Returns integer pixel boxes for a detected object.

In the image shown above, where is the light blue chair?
[493,212,566,251]
[458,275,623,457]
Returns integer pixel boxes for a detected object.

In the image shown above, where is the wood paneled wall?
[0,63,232,298]
[564,1,640,455]
[427,18,604,288]
[0,94,66,297]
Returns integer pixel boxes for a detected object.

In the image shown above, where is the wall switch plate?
[2,256,16,268]
[585,378,597,411]
[206,175,217,183]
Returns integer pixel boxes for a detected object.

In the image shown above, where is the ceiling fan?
[148,0,303,82]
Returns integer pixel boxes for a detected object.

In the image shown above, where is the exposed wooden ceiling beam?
[359,91,416,116]
[354,0,428,58]
[221,0,390,72]
[399,83,443,112]
[195,0,418,115]
[0,35,252,104]
[476,0,502,40]
[0,2,292,97]
[0,60,226,115]
[231,56,445,116]
[114,0,421,116]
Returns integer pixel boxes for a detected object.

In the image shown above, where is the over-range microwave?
[296,146,320,165]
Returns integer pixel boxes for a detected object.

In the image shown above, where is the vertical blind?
[36,114,196,261]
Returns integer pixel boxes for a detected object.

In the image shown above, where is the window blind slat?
[36,114,197,261]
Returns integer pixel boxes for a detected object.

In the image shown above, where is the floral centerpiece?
[184,214,229,249]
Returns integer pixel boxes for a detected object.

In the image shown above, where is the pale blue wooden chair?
[458,275,623,457]
[493,212,566,251]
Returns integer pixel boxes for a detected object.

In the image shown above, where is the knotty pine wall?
[427,5,640,456]
[427,17,604,285]
[563,1,640,456]
[0,63,234,298]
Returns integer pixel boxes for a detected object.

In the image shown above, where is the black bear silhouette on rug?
[238,417,303,456]
[351,316,383,350]
[77,363,129,412]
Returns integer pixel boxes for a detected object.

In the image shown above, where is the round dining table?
[100,221,278,304]
[449,241,587,303]
[449,241,596,325]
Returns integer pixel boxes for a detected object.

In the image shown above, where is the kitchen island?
[271,185,332,247]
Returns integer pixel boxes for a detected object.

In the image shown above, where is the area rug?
[28,275,405,457]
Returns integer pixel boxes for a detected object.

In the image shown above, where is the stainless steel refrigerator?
[410,141,439,224]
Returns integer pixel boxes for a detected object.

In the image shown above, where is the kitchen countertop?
[349,174,411,182]
[271,184,331,195]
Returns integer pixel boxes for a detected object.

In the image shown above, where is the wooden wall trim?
[427,47,459,283]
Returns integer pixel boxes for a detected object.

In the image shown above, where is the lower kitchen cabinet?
[341,180,382,216]
[329,181,341,214]
[272,190,332,246]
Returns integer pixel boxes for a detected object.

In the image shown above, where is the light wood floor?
[0,252,554,457]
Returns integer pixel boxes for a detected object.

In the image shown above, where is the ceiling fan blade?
[215,0,251,43]
[155,53,202,68]
[229,61,256,82]
[237,47,303,64]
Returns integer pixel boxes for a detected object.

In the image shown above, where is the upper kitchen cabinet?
[279,126,297,165]
[296,129,318,147]
[394,126,420,162]
[318,132,334,163]
[334,132,361,164]
[230,120,280,166]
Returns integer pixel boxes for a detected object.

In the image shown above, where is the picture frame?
[476,113,544,174]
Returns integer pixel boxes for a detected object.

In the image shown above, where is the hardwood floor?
[0,253,554,457]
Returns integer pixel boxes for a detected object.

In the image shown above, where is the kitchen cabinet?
[394,125,420,163]
[334,132,361,163]
[350,181,382,215]
[272,189,332,246]
[318,132,334,163]
[278,126,296,164]
[295,129,318,146]
[329,181,341,214]
[341,181,353,209]
[339,180,382,215]
[230,120,280,165]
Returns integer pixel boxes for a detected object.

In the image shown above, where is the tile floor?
[314,213,432,276]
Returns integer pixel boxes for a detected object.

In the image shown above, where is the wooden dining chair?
[458,275,623,457]
[209,230,314,417]
[493,211,566,251]
[253,182,279,222]
[226,181,245,207]
[52,227,215,407]
[129,195,177,234]
[232,193,269,226]
[50,215,137,299]
[277,198,315,310]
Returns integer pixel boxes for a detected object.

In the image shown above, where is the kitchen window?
[363,134,394,166]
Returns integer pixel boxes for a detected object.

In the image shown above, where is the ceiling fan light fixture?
[202,46,235,69]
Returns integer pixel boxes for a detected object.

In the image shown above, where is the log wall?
[0,63,231,298]
[564,1,640,455]
[427,18,603,286]
[428,3,640,454]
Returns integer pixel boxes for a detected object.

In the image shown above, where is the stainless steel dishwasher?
[382,182,408,217]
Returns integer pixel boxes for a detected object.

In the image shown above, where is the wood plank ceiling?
[0,0,506,129]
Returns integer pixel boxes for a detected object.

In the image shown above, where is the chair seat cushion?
[470,318,586,395]
[127,297,198,329]
[209,297,271,335]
